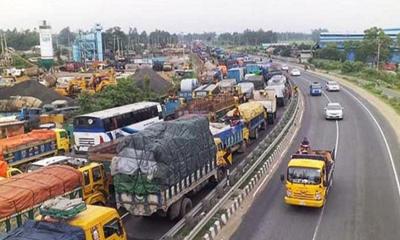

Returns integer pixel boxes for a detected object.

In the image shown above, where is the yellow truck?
[281,147,335,208]
[226,102,266,140]
[3,198,127,240]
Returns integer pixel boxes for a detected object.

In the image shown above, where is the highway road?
[232,69,400,240]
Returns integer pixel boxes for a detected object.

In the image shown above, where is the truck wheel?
[238,141,247,153]
[217,168,227,182]
[179,198,193,219]
[168,199,182,221]
[254,129,259,140]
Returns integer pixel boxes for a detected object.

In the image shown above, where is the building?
[39,20,54,70]
[319,28,400,63]
[72,24,104,63]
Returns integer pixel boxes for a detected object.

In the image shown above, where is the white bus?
[73,101,162,153]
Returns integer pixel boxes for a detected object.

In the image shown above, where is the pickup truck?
[281,147,335,208]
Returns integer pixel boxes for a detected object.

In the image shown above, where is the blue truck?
[310,82,322,96]
[162,98,181,120]
[227,68,244,83]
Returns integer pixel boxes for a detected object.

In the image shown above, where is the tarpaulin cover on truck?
[2,220,85,240]
[111,117,216,195]
[0,165,82,219]
[226,102,265,122]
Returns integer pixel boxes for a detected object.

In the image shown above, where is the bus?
[73,102,162,153]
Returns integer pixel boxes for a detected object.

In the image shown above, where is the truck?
[237,82,255,100]
[179,78,199,101]
[0,162,113,233]
[244,74,265,90]
[226,102,266,139]
[281,145,335,208]
[227,67,244,83]
[184,94,237,121]
[0,129,70,168]
[193,84,219,98]
[3,198,127,240]
[252,88,277,124]
[162,98,181,120]
[90,117,225,220]
[267,75,289,107]
[0,165,83,233]
[209,120,249,167]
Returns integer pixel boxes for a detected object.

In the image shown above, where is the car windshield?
[287,167,321,185]
[327,105,342,110]
[27,164,42,172]
[312,84,321,88]
[328,82,337,85]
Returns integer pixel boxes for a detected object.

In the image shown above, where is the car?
[325,102,344,120]
[326,80,340,91]
[290,68,301,76]
[309,82,322,96]
[281,65,289,71]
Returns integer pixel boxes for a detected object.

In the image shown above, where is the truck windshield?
[287,167,321,185]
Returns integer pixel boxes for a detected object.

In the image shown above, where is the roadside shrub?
[310,59,341,71]
[341,61,365,74]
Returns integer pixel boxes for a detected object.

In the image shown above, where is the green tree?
[316,43,345,61]
[362,27,392,66]
[311,28,329,42]
[58,27,75,46]
[78,78,146,114]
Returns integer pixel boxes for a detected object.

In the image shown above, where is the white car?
[325,103,344,120]
[290,68,301,76]
[326,80,340,91]
[281,65,289,71]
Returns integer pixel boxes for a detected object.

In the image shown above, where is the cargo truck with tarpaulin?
[0,129,70,169]
[3,198,127,240]
[226,102,266,140]
[0,165,82,234]
[110,117,224,220]
[252,88,277,124]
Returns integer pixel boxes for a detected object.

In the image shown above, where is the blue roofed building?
[319,28,400,63]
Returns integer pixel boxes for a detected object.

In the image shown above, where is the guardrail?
[161,86,302,240]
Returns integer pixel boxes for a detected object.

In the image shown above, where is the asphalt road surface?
[232,69,400,240]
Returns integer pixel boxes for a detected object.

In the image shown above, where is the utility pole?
[376,38,381,71]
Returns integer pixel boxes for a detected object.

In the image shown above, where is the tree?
[58,27,75,46]
[362,27,392,66]
[78,78,147,114]
[316,43,345,61]
[311,28,329,42]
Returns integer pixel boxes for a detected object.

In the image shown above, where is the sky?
[1,0,399,34]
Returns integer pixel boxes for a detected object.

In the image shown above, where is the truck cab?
[3,198,127,240]
[281,150,335,208]
[54,128,70,154]
[77,162,109,206]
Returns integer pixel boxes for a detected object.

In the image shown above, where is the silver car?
[326,81,340,91]
[325,103,344,120]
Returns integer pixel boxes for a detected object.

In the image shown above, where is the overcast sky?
[1,0,399,33]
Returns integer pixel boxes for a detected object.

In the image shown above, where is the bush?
[310,59,342,70]
[341,61,365,74]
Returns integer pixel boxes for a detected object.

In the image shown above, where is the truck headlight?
[315,192,321,200]
[286,190,292,196]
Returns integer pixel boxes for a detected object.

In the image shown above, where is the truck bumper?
[284,196,324,208]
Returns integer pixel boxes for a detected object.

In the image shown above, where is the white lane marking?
[341,87,400,198]
[301,75,340,240]
[312,204,326,240]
